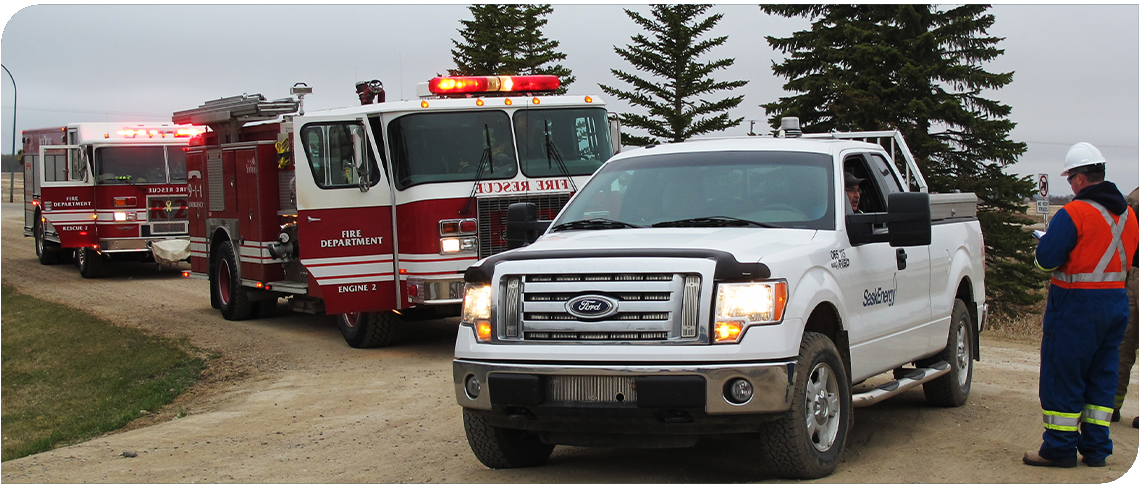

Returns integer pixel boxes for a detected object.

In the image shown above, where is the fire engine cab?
[23,123,200,277]
[173,75,619,348]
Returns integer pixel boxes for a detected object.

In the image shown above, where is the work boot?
[1134,417,1138,429]
[1023,450,1077,468]
[1112,408,1121,422]
[1082,456,1106,467]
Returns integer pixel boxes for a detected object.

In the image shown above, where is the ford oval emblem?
[566,295,618,320]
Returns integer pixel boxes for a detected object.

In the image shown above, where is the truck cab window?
[94,146,167,184]
[387,111,517,190]
[843,155,886,213]
[299,122,380,190]
[513,108,612,178]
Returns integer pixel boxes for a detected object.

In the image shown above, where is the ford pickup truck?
[453,119,987,478]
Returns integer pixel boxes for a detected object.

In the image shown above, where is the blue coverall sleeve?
[1035,208,1077,271]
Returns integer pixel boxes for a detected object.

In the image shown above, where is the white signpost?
[1036,173,1050,219]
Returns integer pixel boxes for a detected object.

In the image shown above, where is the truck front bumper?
[453,359,794,416]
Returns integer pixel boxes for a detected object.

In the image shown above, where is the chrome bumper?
[453,359,793,415]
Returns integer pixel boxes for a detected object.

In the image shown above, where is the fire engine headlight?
[713,280,788,343]
[113,211,132,221]
[462,283,493,342]
[440,236,477,255]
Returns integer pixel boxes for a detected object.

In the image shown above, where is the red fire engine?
[23,123,201,277]
[173,75,619,347]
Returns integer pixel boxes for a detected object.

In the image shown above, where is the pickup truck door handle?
[896,248,908,271]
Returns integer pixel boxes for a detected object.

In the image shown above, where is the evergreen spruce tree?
[600,5,747,145]
[450,5,574,93]
[763,4,1041,316]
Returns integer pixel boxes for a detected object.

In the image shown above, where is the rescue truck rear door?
[38,144,97,248]
[294,117,396,314]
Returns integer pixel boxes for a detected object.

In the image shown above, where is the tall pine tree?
[763,4,1041,316]
[600,5,747,145]
[450,4,574,93]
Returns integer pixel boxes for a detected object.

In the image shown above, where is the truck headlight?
[461,283,493,342]
[441,236,477,255]
[713,281,787,343]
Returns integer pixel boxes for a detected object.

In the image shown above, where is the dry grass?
[984,310,1044,344]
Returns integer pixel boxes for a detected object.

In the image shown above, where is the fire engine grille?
[144,222,189,236]
[499,273,704,344]
[477,194,571,258]
[148,195,190,222]
[207,151,224,212]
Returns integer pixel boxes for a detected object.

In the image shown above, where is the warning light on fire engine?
[427,75,560,95]
[115,127,203,139]
[421,101,430,108]
[476,99,484,106]
[585,96,594,103]
[181,271,191,278]
[532,97,541,105]
[504,98,512,106]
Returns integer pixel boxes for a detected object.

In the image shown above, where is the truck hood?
[516,227,822,265]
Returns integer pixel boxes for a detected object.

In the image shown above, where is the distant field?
[1,172,22,203]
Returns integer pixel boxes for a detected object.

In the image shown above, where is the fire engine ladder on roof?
[172,94,300,144]
[801,130,928,193]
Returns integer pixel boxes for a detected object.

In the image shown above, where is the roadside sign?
[1037,173,1049,199]
[1036,199,1050,215]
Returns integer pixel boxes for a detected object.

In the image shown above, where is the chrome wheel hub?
[804,362,841,452]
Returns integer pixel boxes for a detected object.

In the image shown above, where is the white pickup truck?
[453,119,987,478]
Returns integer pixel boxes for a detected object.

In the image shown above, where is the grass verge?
[1,283,206,461]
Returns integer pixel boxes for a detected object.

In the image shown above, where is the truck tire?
[760,331,851,479]
[76,247,103,278]
[462,408,554,468]
[918,298,973,407]
[34,215,60,265]
[337,311,401,348]
[214,241,255,321]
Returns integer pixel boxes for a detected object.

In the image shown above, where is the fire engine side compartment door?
[294,118,395,315]
[38,145,96,249]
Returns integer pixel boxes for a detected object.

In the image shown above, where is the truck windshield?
[387,110,517,190]
[94,146,185,185]
[513,108,612,178]
[556,150,836,230]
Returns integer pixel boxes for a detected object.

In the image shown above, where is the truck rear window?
[557,150,836,230]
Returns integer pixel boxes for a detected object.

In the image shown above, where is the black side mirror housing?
[846,192,931,247]
[505,202,552,250]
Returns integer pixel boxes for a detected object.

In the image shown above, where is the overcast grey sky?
[2,3,1137,194]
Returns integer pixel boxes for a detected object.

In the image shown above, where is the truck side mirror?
[845,192,931,247]
[608,113,622,155]
[505,202,552,250]
[351,126,369,192]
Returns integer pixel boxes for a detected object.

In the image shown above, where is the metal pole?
[2,64,15,203]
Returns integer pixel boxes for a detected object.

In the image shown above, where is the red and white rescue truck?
[173,75,619,347]
[23,123,201,277]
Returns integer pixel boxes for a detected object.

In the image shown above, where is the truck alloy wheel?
[76,247,103,279]
[760,331,851,479]
[214,241,254,321]
[919,299,973,407]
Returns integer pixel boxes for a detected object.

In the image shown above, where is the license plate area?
[548,375,637,405]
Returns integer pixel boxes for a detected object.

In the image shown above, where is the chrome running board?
[851,361,951,408]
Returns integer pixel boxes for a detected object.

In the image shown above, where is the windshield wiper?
[651,216,780,228]
[461,124,495,215]
[550,218,644,232]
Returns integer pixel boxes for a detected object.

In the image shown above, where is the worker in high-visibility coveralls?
[1023,142,1139,468]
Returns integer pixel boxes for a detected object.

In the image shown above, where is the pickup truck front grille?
[498,273,704,344]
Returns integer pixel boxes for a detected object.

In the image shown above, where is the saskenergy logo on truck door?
[863,287,897,307]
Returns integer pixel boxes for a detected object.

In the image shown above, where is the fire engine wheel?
[759,331,851,479]
[337,311,401,348]
[918,299,973,407]
[214,241,255,321]
[462,408,553,469]
[76,247,103,279]
[34,215,61,265]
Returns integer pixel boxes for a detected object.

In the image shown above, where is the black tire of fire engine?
[917,298,973,407]
[462,408,554,469]
[215,241,255,321]
[337,311,400,348]
[759,331,851,479]
[76,247,103,279]
[34,214,60,265]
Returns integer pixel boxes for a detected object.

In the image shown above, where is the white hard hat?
[1062,142,1106,177]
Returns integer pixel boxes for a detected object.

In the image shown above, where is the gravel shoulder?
[1,202,1137,485]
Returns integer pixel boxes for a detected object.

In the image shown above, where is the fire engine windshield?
[555,151,836,231]
[94,146,186,185]
[387,111,517,190]
[514,108,612,178]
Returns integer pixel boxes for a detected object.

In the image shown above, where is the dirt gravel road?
[1,202,1136,484]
